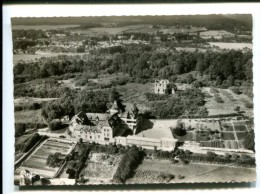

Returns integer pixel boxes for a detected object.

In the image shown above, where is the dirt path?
[231,121,239,142]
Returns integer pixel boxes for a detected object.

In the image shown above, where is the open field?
[202,87,253,117]
[12,25,81,30]
[16,138,76,178]
[128,159,255,183]
[70,25,156,36]
[208,42,252,50]
[117,82,154,112]
[13,53,86,64]
[15,109,46,124]
[14,97,58,106]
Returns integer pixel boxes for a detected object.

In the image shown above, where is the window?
[78,135,81,137]
[90,136,92,139]
[98,135,100,139]
[104,137,109,141]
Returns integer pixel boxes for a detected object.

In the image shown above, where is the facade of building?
[154,79,169,94]
[154,79,176,95]
[69,112,115,143]
[115,136,177,151]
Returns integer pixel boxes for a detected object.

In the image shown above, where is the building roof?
[126,135,161,143]
[74,123,101,133]
[86,113,110,121]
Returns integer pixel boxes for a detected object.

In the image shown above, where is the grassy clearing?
[133,159,255,183]
[183,165,255,183]
[117,82,154,112]
[15,109,46,124]
[203,87,253,117]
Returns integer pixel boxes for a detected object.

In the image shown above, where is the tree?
[186,74,194,84]
[244,132,255,152]
[41,101,64,122]
[172,122,186,136]
[15,123,26,137]
[234,106,240,112]
[48,120,62,131]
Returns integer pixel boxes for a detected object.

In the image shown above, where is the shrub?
[231,87,242,95]
[113,145,144,183]
[15,123,26,137]
[244,132,255,152]
[214,94,224,103]
[48,120,62,131]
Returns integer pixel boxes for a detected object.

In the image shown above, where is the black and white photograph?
[3,4,259,188]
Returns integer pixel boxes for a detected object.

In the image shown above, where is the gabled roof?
[86,113,110,121]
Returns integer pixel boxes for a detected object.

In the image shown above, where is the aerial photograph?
[12,15,255,186]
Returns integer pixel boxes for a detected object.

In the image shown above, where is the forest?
[14,46,253,96]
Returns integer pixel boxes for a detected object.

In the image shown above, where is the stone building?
[154,79,175,94]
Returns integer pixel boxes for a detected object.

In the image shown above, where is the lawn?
[203,87,253,117]
[15,109,46,124]
[183,165,255,183]
[131,159,255,183]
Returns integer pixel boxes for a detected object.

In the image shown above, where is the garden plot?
[79,152,123,184]
[17,138,76,178]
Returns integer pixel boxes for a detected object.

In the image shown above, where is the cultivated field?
[78,152,123,184]
[16,138,76,178]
